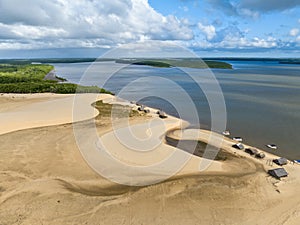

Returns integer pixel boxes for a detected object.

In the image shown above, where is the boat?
[157,110,168,119]
[232,137,242,142]
[294,160,300,165]
[266,144,277,150]
[222,130,230,136]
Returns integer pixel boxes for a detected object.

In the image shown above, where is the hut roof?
[268,168,288,179]
[245,148,258,155]
[255,152,265,159]
[273,158,288,166]
[232,143,244,150]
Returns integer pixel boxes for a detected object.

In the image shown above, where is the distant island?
[0,58,233,69]
[0,63,112,94]
[279,59,300,64]
[116,59,233,69]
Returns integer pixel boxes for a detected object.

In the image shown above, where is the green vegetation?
[0,65,18,72]
[0,58,114,64]
[0,58,232,69]
[0,83,111,94]
[204,60,233,69]
[93,100,140,120]
[115,58,232,69]
[0,64,54,81]
[0,64,112,94]
[116,59,171,68]
[279,59,300,64]
[133,61,172,68]
[54,75,67,82]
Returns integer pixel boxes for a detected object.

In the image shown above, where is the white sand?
[0,93,113,135]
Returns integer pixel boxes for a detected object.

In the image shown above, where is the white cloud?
[238,8,260,19]
[217,37,265,49]
[0,0,193,50]
[198,22,216,40]
[290,28,300,37]
[191,24,278,50]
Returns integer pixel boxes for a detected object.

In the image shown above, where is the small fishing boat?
[222,130,230,136]
[295,160,300,164]
[266,144,277,150]
[233,137,243,142]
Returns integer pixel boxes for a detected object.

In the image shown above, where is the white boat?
[266,144,277,149]
[222,130,230,136]
[233,137,243,142]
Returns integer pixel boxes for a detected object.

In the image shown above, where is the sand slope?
[0,94,300,225]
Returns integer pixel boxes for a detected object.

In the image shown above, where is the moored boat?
[222,130,230,136]
[266,144,277,150]
[233,137,243,142]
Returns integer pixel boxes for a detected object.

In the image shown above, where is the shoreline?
[0,93,296,174]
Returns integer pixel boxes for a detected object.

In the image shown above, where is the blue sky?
[0,0,299,58]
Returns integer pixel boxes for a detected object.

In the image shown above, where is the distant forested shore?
[0,63,112,94]
[0,58,233,69]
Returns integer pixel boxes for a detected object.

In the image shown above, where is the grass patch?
[92,101,140,122]
[0,64,54,83]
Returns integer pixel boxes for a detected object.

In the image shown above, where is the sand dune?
[0,94,300,224]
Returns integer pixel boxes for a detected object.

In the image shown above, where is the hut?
[157,110,168,119]
[273,158,288,166]
[245,148,258,155]
[232,143,244,150]
[255,152,266,159]
[138,105,145,111]
[268,168,288,179]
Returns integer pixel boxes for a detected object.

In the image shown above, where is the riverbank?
[0,93,300,224]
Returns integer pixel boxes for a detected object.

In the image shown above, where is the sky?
[0,0,300,58]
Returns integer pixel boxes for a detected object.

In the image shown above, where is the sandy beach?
[0,93,300,225]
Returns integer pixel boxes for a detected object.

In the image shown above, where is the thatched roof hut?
[273,158,288,166]
[157,110,168,119]
[268,168,288,179]
[245,148,259,155]
[255,152,265,159]
[232,143,244,150]
[138,105,145,111]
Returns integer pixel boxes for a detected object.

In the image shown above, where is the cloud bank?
[0,0,193,50]
[0,0,299,56]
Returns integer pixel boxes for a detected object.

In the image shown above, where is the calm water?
[53,60,300,159]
